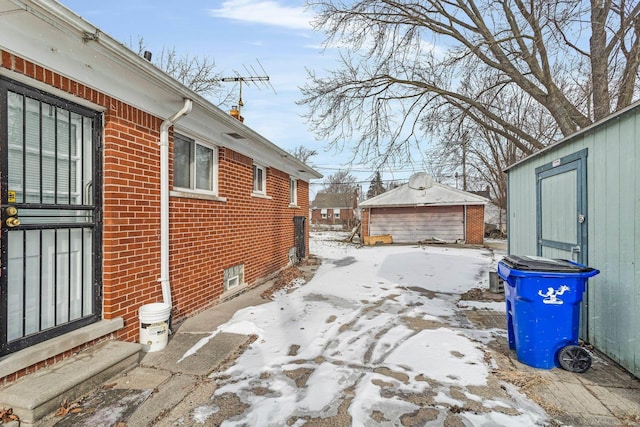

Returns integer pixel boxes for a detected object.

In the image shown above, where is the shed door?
[370,206,464,243]
[535,149,588,264]
[1,79,102,356]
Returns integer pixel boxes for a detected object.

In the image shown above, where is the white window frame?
[321,208,327,219]
[173,133,218,196]
[223,264,245,295]
[289,178,298,206]
[226,275,239,290]
[334,210,341,219]
[252,163,267,196]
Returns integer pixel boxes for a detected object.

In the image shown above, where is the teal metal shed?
[505,101,640,378]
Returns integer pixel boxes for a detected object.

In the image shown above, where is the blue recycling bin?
[497,255,599,371]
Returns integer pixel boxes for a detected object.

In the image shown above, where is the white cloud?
[209,0,313,30]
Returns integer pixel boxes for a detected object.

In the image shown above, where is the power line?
[310,179,407,186]
[311,165,420,173]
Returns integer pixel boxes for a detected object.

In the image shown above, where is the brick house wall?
[338,208,353,221]
[170,153,307,321]
[0,50,310,382]
[310,208,355,226]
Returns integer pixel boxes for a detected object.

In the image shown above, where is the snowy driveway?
[195,233,548,426]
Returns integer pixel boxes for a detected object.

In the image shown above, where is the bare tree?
[427,80,549,207]
[301,1,640,169]
[386,180,403,190]
[134,37,233,103]
[290,145,319,164]
[323,170,358,195]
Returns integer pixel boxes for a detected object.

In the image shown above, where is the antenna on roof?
[222,59,277,122]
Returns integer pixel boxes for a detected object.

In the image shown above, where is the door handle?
[5,217,21,227]
[4,205,20,227]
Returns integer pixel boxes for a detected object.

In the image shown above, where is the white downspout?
[159,99,192,307]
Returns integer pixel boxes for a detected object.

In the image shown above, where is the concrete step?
[141,331,253,377]
[0,340,141,424]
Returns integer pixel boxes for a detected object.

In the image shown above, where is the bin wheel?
[558,345,592,373]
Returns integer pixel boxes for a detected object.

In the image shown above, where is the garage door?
[369,206,464,243]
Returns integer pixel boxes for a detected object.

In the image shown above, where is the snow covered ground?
[188,232,549,426]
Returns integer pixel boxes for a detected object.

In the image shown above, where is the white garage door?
[369,206,464,243]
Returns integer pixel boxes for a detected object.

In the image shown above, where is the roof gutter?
[19,1,320,180]
[159,98,192,307]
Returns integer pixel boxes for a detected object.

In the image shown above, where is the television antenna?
[222,59,276,121]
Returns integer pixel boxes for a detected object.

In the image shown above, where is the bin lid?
[501,255,596,273]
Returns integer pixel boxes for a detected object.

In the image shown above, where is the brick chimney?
[230,105,244,122]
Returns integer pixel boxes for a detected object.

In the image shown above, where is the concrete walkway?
[34,263,319,427]
[466,309,640,426]
[32,247,640,427]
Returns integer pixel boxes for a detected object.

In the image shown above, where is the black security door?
[0,78,102,356]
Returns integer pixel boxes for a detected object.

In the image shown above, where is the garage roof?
[359,173,489,208]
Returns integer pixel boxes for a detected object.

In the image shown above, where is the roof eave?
[2,0,322,181]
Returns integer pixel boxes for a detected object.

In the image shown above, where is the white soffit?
[0,0,321,181]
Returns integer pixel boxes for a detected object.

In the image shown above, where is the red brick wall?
[339,208,354,220]
[361,209,370,239]
[310,207,354,225]
[170,151,307,320]
[299,179,310,257]
[465,204,485,245]
[1,50,310,381]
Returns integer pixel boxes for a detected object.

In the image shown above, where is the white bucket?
[139,303,171,352]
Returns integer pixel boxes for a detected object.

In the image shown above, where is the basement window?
[224,264,245,292]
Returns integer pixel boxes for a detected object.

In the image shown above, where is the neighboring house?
[311,192,357,227]
[0,0,321,385]
[504,101,640,379]
[359,173,488,245]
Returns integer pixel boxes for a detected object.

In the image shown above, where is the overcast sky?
[57,0,423,197]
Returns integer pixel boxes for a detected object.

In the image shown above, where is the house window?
[253,164,266,194]
[174,133,217,193]
[321,208,327,219]
[224,264,245,292]
[290,178,297,205]
[334,210,341,219]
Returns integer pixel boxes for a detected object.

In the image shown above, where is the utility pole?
[462,134,467,191]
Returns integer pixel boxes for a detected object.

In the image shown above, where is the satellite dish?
[408,172,433,190]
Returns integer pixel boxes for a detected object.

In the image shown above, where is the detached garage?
[360,173,488,245]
